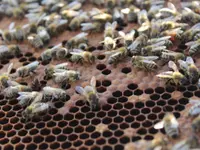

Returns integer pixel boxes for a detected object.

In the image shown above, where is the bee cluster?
[1,0,200,150]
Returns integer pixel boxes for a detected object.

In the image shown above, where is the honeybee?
[132,56,158,71]
[172,135,200,150]
[70,49,95,64]
[64,1,82,11]
[178,57,199,83]
[15,61,39,78]
[42,86,67,101]
[0,22,15,42]
[51,44,69,59]
[104,47,128,66]
[4,81,32,98]
[0,45,21,59]
[128,34,148,55]
[157,61,188,85]
[186,39,200,56]
[61,9,80,20]
[91,12,112,22]
[81,22,104,32]
[154,113,179,138]
[27,34,44,49]
[141,42,166,56]
[118,30,135,46]
[75,76,99,110]
[53,69,80,88]
[191,115,200,132]
[180,7,200,25]
[0,63,13,88]
[181,23,200,42]
[45,63,68,80]
[17,91,39,107]
[41,43,69,61]
[147,36,173,47]
[121,5,140,23]
[160,21,188,31]
[69,12,89,31]
[100,36,119,50]
[155,2,178,19]
[22,102,53,120]
[147,134,168,150]
[161,28,183,42]
[13,25,27,42]
[137,9,149,25]
[137,22,151,35]
[161,50,185,62]
[104,21,118,38]
[188,99,200,117]
[37,26,50,44]
[47,18,68,36]
[113,8,124,25]
[148,4,163,20]
[66,32,88,49]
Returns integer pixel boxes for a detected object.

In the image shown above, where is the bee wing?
[191,23,200,30]
[105,22,112,28]
[183,7,193,13]
[185,41,196,47]
[112,21,117,29]
[156,71,173,78]
[75,32,88,39]
[7,80,20,86]
[18,92,31,96]
[81,23,94,31]
[54,68,67,73]
[144,56,159,61]
[189,99,200,105]
[9,22,15,31]
[51,43,62,50]
[75,86,86,96]
[178,60,188,70]
[157,36,171,41]
[168,61,178,72]
[90,76,96,88]
[121,8,130,14]
[186,57,194,65]
[89,8,102,16]
[104,49,121,55]
[154,121,164,129]
[7,63,13,75]
[55,63,68,69]
[26,61,39,68]
[142,60,155,64]
[84,86,94,93]
[138,23,150,32]
[67,1,82,10]
[118,31,125,38]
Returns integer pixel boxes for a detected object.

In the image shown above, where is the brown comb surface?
[0,3,200,150]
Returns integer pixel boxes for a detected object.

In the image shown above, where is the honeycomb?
[0,1,200,150]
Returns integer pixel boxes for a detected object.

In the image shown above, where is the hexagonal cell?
[118,97,128,103]
[155,87,165,94]
[57,135,67,142]
[123,90,133,97]
[131,122,140,129]
[96,64,106,70]
[121,67,132,74]
[120,136,130,144]
[128,83,138,90]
